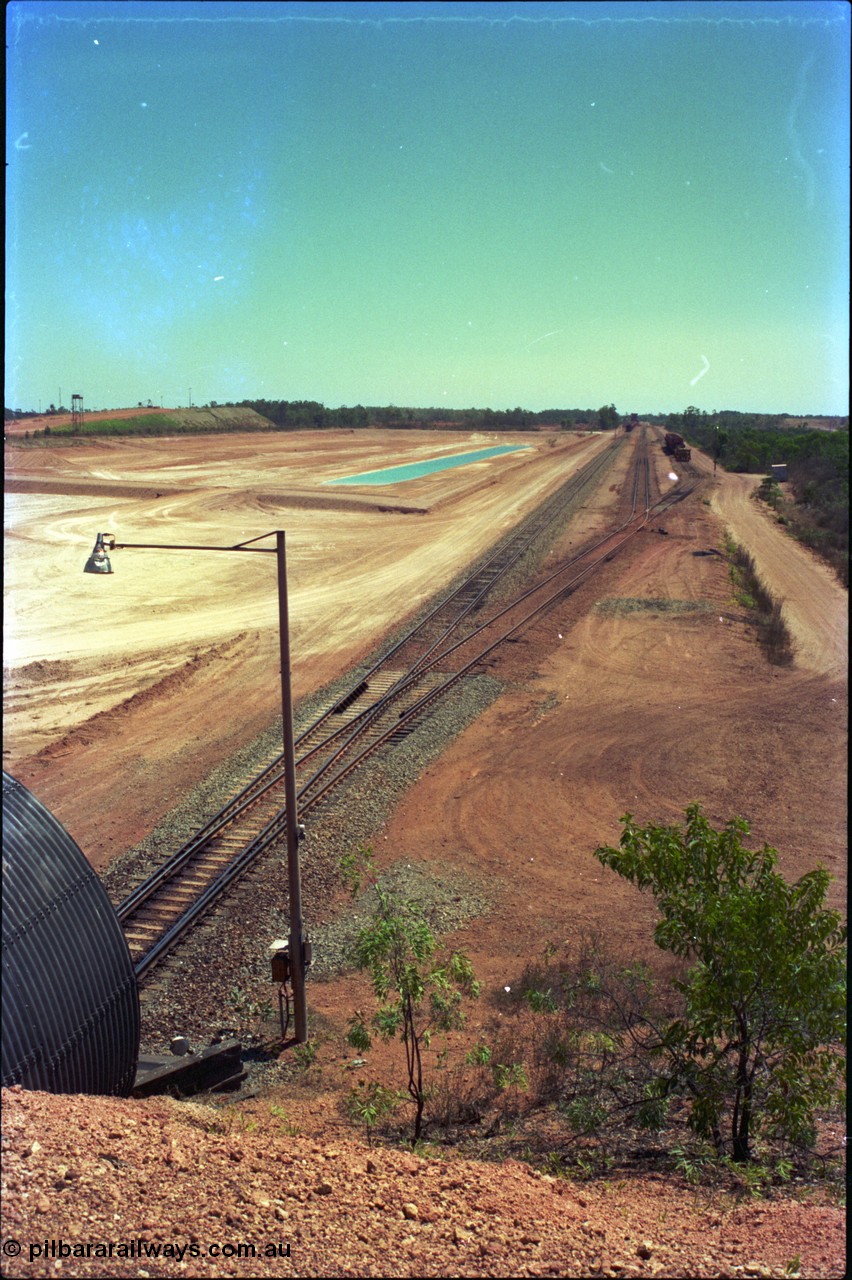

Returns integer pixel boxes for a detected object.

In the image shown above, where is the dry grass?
[728,541,795,666]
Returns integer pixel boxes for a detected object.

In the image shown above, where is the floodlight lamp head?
[83,532,114,575]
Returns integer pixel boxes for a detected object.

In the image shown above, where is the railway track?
[120,431,690,981]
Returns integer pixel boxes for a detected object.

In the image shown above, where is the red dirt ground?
[2,428,846,1277]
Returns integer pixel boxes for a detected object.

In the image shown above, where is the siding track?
[119,431,695,980]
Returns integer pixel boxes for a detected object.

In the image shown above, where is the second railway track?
[119,430,697,981]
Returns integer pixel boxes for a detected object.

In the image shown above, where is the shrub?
[594,805,846,1162]
[342,845,480,1144]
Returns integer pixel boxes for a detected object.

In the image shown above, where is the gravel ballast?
[103,449,621,1065]
[131,672,501,1063]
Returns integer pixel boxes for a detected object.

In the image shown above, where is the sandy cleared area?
[3,428,607,865]
[4,424,844,1274]
[3,428,845,899]
[2,429,846,1277]
[3,426,845,902]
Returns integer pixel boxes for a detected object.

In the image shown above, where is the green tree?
[597,403,619,431]
[342,846,480,1144]
[594,805,846,1162]
[682,405,705,432]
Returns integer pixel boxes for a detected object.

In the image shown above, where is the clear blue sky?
[5,1,849,415]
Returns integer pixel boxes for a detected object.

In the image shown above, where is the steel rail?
[128,435,695,979]
[260,442,650,811]
[269,440,622,775]
[287,436,621,744]
[131,445,654,972]
[118,440,622,923]
[184,440,660,856]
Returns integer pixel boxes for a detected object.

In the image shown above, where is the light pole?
[83,529,308,1042]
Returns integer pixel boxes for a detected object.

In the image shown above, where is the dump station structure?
[1,773,244,1099]
[1,773,140,1096]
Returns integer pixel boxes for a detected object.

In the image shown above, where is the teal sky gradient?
[6,1,849,415]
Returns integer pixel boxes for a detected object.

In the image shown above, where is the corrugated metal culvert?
[2,773,140,1095]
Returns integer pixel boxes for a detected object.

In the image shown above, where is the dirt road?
[691,450,847,677]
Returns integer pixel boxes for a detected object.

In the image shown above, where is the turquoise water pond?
[327,443,528,486]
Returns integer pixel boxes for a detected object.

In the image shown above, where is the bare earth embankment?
[2,430,846,1277]
[3,429,604,868]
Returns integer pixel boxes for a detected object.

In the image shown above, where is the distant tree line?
[665,406,848,586]
[8,398,630,445]
[231,399,622,431]
[665,406,846,470]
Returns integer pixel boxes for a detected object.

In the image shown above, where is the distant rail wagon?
[663,432,690,463]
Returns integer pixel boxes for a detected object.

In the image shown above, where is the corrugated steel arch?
[2,773,140,1095]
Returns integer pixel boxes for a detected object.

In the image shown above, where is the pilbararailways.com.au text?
[20,1239,291,1263]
